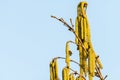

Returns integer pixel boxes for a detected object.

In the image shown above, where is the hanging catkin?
[89,74,93,80]
[69,73,75,80]
[54,59,59,80]
[77,1,89,77]
[62,67,69,80]
[50,60,59,80]
[50,61,54,80]
[75,17,79,45]
[65,41,71,70]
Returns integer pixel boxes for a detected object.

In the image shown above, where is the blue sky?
[0,0,120,80]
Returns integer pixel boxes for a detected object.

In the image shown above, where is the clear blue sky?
[0,0,119,80]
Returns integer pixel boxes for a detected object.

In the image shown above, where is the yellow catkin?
[69,74,74,80]
[82,54,87,76]
[86,17,91,42]
[65,41,70,70]
[77,3,84,76]
[50,61,53,80]
[88,48,92,75]
[83,18,88,76]
[66,68,69,80]
[75,17,79,45]
[76,76,84,80]
[54,59,59,80]
[89,43,103,69]
[80,17,84,40]
[69,74,72,80]
[83,18,88,49]
[71,74,75,80]
[79,15,84,77]
[51,61,55,80]
[75,76,79,80]
[82,49,87,76]
[88,48,95,77]
[81,2,87,18]
[83,18,87,41]
[77,1,100,79]
[62,67,69,80]
[89,74,93,80]
[78,15,82,39]
[82,18,88,57]
[62,68,66,80]
[94,53,103,69]
[92,51,95,76]
[80,76,84,80]
[79,46,83,75]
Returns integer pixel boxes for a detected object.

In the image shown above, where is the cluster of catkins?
[50,1,103,80]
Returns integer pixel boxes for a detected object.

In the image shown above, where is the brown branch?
[68,67,86,80]
[95,56,108,80]
[53,57,81,67]
[104,75,108,80]
[51,15,88,56]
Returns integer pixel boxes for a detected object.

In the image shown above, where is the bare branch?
[51,15,88,56]
[70,18,74,28]
[53,57,80,67]
[104,75,108,80]
[68,67,86,80]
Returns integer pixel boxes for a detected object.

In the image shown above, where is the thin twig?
[53,57,80,67]
[68,67,86,80]
[104,75,108,80]
[95,63,104,80]
[95,56,106,80]
[70,18,74,28]
[51,15,88,56]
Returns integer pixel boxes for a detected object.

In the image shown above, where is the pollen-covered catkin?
[91,51,95,76]
[65,41,70,69]
[89,74,93,80]
[75,17,79,45]
[88,48,95,77]
[62,67,69,80]
[89,42,103,69]
[69,74,75,80]
[83,18,87,41]
[62,67,67,80]
[80,17,84,40]
[88,48,92,74]
[75,76,79,80]
[52,61,56,80]
[81,2,87,18]
[50,61,53,80]
[79,46,83,75]
[54,59,59,80]
[76,76,84,80]
[66,67,69,80]
[86,18,91,42]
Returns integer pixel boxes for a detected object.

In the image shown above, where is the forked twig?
[53,57,86,80]
[53,57,80,67]
[51,15,88,56]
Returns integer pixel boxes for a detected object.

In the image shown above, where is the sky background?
[0,0,120,80]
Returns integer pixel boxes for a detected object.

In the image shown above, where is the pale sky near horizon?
[0,0,120,80]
